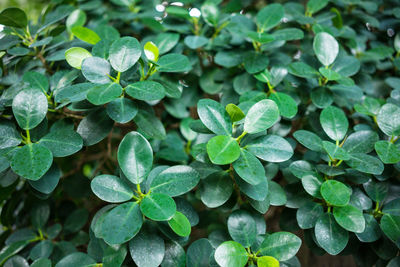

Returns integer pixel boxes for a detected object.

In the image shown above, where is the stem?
[115,71,121,84]
[236,131,247,143]
[26,129,31,144]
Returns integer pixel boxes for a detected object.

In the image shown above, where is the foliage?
[1,0,400,266]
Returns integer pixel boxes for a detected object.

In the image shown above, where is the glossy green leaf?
[118,131,153,184]
[375,140,400,164]
[246,135,293,162]
[315,213,348,255]
[233,149,265,185]
[140,193,176,221]
[225,104,245,123]
[109,37,141,72]
[0,122,22,149]
[0,8,27,28]
[227,210,257,247]
[345,153,384,175]
[313,32,339,66]
[39,129,83,157]
[129,230,165,267]
[168,211,191,237]
[355,214,381,243]
[55,252,95,267]
[81,56,111,84]
[257,256,279,267]
[197,99,232,136]
[288,62,319,78]
[106,97,138,123]
[296,201,324,229]
[65,47,92,69]
[66,9,86,29]
[150,165,200,197]
[86,82,123,105]
[184,35,208,49]
[380,214,400,242]
[322,141,350,160]
[333,205,365,233]
[77,109,113,146]
[377,103,400,136]
[293,130,323,152]
[320,180,350,206]
[306,0,329,14]
[269,92,297,119]
[91,174,134,203]
[157,54,191,73]
[244,99,280,134]
[144,41,159,61]
[320,105,348,141]
[199,171,233,208]
[101,202,142,245]
[207,135,241,165]
[259,232,301,261]
[214,241,248,267]
[12,88,48,130]
[125,81,165,101]
[11,144,52,180]
[256,3,284,32]
[22,71,49,93]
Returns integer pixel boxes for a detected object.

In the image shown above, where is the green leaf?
[243,52,269,74]
[154,33,180,55]
[342,130,378,154]
[29,163,61,194]
[0,241,30,265]
[306,0,329,15]
[71,26,101,44]
[355,214,381,243]
[86,82,123,105]
[168,211,191,237]
[272,28,304,41]
[140,193,176,221]
[259,232,301,261]
[77,109,114,146]
[333,205,365,233]
[311,87,333,108]
[101,202,142,245]
[319,67,341,81]
[320,105,348,141]
[157,54,191,73]
[91,174,134,203]
[0,122,22,149]
[187,239,214,267]
[117,131,153,184]
[197,99,232,136]
[129,230,165,267]
[161,241,185,267]
[22,71,49,93]
[133,107,166,140]
[39,130,83,157]
[315,213,348,255]
[320,180,351,206]
[269,92,298,119]
[106,97,138,123]
[377,104,400,136]
[236,172,268,201]
[184,35,208,49]
[293,130,323,152]
[0,8,27,28]
[233,149,266,185]
[257,256,279,267]
[313,32,339,66]
[214,241,248,267]
[246,135,293,162]
[225,104,245,123]
[12,88,48,130]
[109,37,141,72]
[375,140,400,164]
[244,99,280,134]
[363,179,388,203]
[65,47,92,69]
[256,3,284,32]
[201,0,220,26]
[125,81,165,101]
[144,41,159,61]
[322,141,350,160]
[11,144,52,180]
[207,135,241,165]
[227,210,257,247]
[380,214,400,242]
[66,9,86,30]
[150,165,200,197]
[81,56,111,84]
[29,240,53,260]
[345,153,384,175]
[55,252,95,267]
[301,174,324,198]
[199,171,233,208]
[288,62,320,78]
[296,201,324,229]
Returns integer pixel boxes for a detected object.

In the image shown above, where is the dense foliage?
[1,0,400,266]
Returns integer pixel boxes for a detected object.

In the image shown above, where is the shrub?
[0,0,400,266]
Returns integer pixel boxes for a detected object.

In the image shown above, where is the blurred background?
[0,0,47,23]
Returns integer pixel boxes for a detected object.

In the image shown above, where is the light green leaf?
[168,211,191,237]
[214,241,248,267]
[313,32,339,66]
[375,140,400,164]
[269,92,298,119]
[109,37,141,72]
[207,135,241,165]
[246,135,293,162]
[259,232,301,261]
[197,99,232,136]
[65,47,92,69]
[333,205,365,233]
[320,180,351,206]
[71,26,101,45]
[157,54,191,73]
